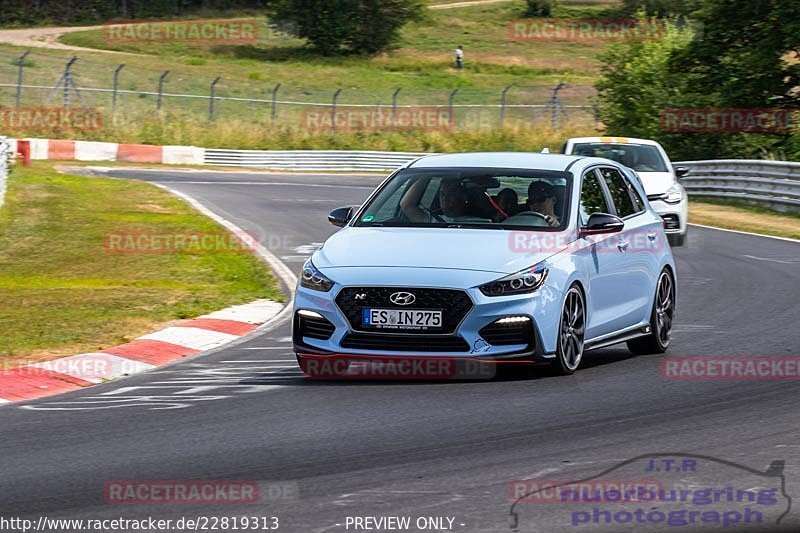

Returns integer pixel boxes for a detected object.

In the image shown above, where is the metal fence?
[677,160,800,212]
[0,48,597,131]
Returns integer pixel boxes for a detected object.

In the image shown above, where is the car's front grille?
[341,332,470,352]
[335,287,473,334]
[479,319,534,347]
[294,313,335,341]
[661,214,680,231]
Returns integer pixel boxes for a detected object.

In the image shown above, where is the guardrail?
[204,149,428,172]
[0,136,10,209]
[676,159,800,212]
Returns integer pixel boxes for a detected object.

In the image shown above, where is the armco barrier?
[6,138,800,208]
[676,159,800,212]
[204,149,428,172]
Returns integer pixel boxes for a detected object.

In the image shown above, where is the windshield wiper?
[445,224,504,229]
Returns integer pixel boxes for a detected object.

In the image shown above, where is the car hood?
[637,171,677,196]
[313,227,569,276]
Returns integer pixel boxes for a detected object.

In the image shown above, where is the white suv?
[562,137,688,246]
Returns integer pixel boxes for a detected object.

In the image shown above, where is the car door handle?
[618,240,630,252]
[647,233,657,241]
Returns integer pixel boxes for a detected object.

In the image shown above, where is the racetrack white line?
[240,347,294,350]
[157,180,374,189]
[689,223,800,244]
[742,254,800,264]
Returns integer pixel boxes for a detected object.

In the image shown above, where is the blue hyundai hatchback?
[293,153,676,375]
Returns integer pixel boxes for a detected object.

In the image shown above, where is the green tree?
[595,21,717,158]
[597,0,800,160]
[672,0,799,108]
[268,0,423,55]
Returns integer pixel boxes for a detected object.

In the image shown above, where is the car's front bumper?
[649,197,689,236]
[292,273,563,363]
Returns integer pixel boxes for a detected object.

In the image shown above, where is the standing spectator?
[455,45,464,69]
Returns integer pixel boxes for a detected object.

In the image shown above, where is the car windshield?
[572,143,669,172]
[353,168,571,230]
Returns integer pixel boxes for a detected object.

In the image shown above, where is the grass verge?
[1,119,599,152]
[0,163,283,367]
[689,199,800,241]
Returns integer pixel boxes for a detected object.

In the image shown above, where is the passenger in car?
[491,187,522,222]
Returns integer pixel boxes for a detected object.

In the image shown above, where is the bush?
[619,0,695,18]
[525,0,557,17]
[268,0,424,55]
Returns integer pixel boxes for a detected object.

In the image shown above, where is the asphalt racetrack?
[1,170,798,532]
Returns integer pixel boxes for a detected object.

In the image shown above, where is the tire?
[550,285,586,375]
[668,233,685,247]
[627,269,675,355]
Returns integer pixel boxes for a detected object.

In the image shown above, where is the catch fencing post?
[15,51,30,108]
[332,89,343,133]
[270,83,281,127]
[157,70,170,111]
[500,85,512,126]
[449,89,459,127]
[392,88,401,128]
[112,64,125,117]
[64,56,78,107]
[209,76,221,122]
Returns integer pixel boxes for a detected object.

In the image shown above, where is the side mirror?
[674,166,690,179]
[541,147,551,154]
[328,206,354,227]
[580,213,624,236]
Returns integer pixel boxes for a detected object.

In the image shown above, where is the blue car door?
[576,168,626,340]
[596,166,657,331]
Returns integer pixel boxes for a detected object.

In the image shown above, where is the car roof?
[407,152,584,172]
[567,136,662,147]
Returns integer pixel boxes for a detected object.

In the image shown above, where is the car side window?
[579,170,611,226]
[627,175,646,213]
[600,167,637,218]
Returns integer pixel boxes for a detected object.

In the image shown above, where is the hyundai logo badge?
[389,291,416,306]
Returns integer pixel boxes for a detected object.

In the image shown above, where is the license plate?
[363,308,443,330]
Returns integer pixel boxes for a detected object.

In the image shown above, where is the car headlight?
[479,263,548,297]
[663,182,684,204]
[301,259,334,292]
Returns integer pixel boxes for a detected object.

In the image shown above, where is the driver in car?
[526,181,560,227]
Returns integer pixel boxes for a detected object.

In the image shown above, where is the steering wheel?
[510,211,549,223]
